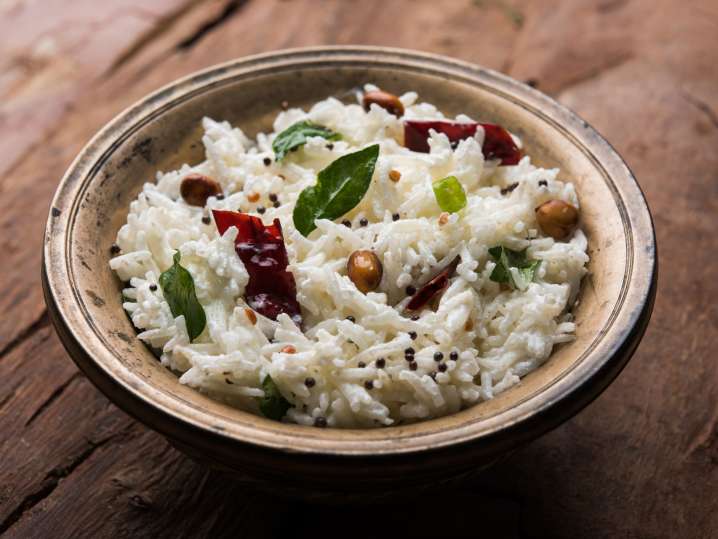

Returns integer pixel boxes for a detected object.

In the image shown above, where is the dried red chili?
[406,256,461,311]
[213,210,302,325]
[403,120,521,165]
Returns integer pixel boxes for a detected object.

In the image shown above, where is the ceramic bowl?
[42,46,656,498]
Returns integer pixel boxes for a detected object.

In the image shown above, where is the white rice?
[110,84,589,428]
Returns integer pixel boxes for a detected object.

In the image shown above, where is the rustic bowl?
[42,46,656,498]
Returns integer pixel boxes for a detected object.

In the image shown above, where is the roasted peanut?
[180,173,222,207]
[362,90,404,117]
[347,250,383,294]
[535,199,579,240]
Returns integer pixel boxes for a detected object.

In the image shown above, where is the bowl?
[42,46,656,498]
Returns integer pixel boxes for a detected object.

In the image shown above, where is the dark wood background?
[1,1,716,537]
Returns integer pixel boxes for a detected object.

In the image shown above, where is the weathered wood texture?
[0,0,716,537]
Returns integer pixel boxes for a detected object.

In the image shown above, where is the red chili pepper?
[213,210,302,325]
[403,120,521,165]
[406,256,461,311]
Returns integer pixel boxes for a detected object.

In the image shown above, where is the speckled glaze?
[42,47,656,499]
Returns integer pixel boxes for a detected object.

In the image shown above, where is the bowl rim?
[43,45,657,458]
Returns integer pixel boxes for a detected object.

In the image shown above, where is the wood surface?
[0,0,716,537]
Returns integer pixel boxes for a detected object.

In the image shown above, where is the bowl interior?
[47,48,650,455]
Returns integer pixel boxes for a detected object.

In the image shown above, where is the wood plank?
[0,0,239,351]
[0,0,193,181]
[0,0,717,537]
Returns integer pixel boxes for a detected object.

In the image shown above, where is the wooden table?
[1,1,716,537]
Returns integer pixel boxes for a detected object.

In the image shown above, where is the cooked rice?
[110,84,589,428]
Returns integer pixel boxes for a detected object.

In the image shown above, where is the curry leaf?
[432,176,467,213]
[259,375,291,421]
[293,144,380,236]
[159,251,206,341]
[273,120,341,161]
[488,246,541,289]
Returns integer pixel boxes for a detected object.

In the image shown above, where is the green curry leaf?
[159,251,206,341]
[293,144,380,236]
[259,375,292,421]
[432,175,467,213]
[273,120,341,161]
[488,246,541,289]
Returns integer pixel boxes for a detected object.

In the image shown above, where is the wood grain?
[0,0,716,537]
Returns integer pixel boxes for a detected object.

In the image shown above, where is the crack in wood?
[553,52,634,95]
[0,482,57,536]
[685,404,718,460]
[103,0,203,77]
[0,381,21,412]
[0,433,118,535]
[0,309,49,361]
[176,0,248,50]
[24,372,82,427]
[682,92,718,130]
